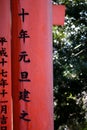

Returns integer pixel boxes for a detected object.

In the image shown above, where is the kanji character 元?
[19,51,30,63]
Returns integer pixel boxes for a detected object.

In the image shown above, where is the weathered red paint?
[0,0,12,130]
[0,0,65,130]
[53,5,66,25]
[11,0,54,130]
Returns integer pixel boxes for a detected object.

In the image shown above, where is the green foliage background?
[53,0,87,130]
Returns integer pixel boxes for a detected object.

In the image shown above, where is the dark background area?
[53,0,87,130]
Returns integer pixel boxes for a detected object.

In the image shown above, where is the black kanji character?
[18,8,29,22]
[0,89,7,97]
[0,79,8,88]
[0,58,7,67]
[0,115,7,124]
[0,37,7,46]
[19,51,30,63]
[18,29,30,43]
[0,69,8,77]
[1,105,7,114]
[19,89,30,102]
[19,71,31,82]
[1,126,7,130]
[20,110,31,122]
[0,48,8,57]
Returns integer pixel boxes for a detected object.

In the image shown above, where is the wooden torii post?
[0,0,65,130]
[0,1,12,130]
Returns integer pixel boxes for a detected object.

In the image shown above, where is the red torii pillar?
[11,1,65,129]
[11,2,54,130]
[0,0,65,130]
[0,1,12,130]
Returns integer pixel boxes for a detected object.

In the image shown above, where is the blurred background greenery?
[52,0,87,130]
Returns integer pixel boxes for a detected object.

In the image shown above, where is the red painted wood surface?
[53,5,66,25]
[0,0,12,130]
[0,1,65,130]
[11,0,54,130]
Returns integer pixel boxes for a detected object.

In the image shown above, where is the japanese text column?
[11,0,54,130]
[0,1,13,130]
